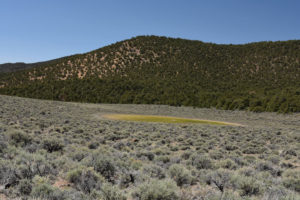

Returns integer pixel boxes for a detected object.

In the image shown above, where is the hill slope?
[0,56,80,73]
[0,36,299,112]
[0,62,37,73]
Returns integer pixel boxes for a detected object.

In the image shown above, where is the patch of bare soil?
[53,178,72,189]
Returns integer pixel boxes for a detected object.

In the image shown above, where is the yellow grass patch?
[103,114,242,126]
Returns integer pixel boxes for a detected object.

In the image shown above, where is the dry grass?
[103,114,243,126]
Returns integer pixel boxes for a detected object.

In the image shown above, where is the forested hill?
[0,56,78,73]
[0,36,299,112]
[0,62,36,73]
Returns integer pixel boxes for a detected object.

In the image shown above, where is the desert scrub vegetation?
[0,95,299,199]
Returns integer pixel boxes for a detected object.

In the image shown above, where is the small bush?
[67,167,103,194]
[256,161,282,176]
[0,140,7,154]
[218,159,237,170]
[31,183,55,198]
[43,139,64,153]
[133,179,179,200]
[242,146,263,154]
[262,186,291,200]
[238,176,261,196]
[88,142,99,149]
[225,144,238,151]
[191,155,214,170]
[207,169,231,193]
[282,169,300,192]
[209,151,224,160]
[9,131,32,147]
[120,173,136,188]
[256,161,273,172]
[72,151,88,162]
[100,183,126,200]
[238,167,255,177]
[16,152,56,179]
[137,151,155,161]
[24,143,40,153]
[231,156,247,167]
[143,165,166,179]
[168,164,192,187]
[268,155,280,165]
[30,176,67,200]
[92,156,116,182]
[181,151,192,160]
[0,161,19,187]
[282,149,297,157]
[18,179,32,195]
[155,155,170,164]
[31,183,67,200]
[244,155,256,164]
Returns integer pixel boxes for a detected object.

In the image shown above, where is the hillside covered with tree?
[0,36,299,112]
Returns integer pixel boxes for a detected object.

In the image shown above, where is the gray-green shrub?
[168,164,192,187]
[99,183,126,200]
[18,179,32,195]
[67,167,103,194]
[282,169,300,192]
[92,155,116,182]
[191,154,214,170]
[133,179,179,200]
[238,176,261,196]
[9,130,32,147]
[143,164,166,179]
[42,139,64,153]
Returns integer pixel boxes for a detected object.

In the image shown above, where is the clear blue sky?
[1,0,299,64]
